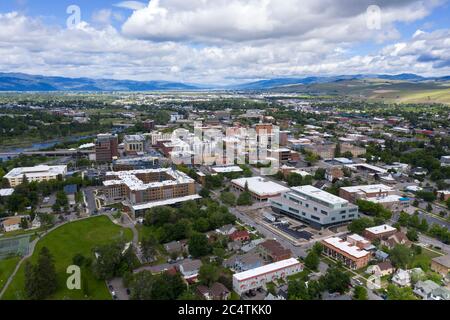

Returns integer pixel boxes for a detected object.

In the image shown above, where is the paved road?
[83,187,98,215]
[419,234,450,254]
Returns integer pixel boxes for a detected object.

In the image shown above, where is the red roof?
[229,230,250,241]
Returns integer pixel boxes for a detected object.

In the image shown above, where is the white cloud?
[0,1,448,85]
[114,1,147,11]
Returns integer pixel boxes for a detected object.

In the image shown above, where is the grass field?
[0,256,20,292]
[2,216,133,300]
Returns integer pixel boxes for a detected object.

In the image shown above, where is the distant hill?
[0,73,200,91]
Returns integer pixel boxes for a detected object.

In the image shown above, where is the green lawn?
[2,216,132,300]
[0,256,20,292]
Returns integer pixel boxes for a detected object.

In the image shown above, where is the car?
[126,289,131,295]
[109,285,114,291]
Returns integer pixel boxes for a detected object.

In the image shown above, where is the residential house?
[2,217,22,232]
[216,224,237,236]
[413,280,440,300]
[258,240,292,262]
[229,230,250,242]
[431,255,450,277]
[430,287,450,300]
[178,259,202,282]
[366,261,394,277]
[197,283,230,300]
[164,241,186,257]
[223,252,265,272]
[381,231,412,249]
[392,269,411,287]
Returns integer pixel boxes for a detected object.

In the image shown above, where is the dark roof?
[259,240,292,258]
[63,184,78,194]
[210,283,230,297]
[377,261,394,271]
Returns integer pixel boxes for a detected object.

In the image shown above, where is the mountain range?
[0,72,449,92]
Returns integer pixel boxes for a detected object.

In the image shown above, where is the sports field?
[2,216,133,300]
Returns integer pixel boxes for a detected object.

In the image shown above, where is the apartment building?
[363,224,398,241]
[101,168,199,216]
[95,133,119,162]
[270,185,359,228]
[4,165,67,187]
[322,237,371,269]
[233,258,303,295]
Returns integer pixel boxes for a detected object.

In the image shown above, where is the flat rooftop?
[231,177,290,197]
[104,168,195,191]
[212,166,243,173]
[291,185,348,206]
[131,194,202,211]
[0,188,14,197]
[323,237,370,259]
[233,258,301,281]
[345,163,387,174]
[340,184,394,194]
[365,224,397,235]
[5,165,67,179]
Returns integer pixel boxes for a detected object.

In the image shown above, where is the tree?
[418,218,429,232]
[386,284,417,300]
[314,168,326,180]
[188,233,211,258]
[199,188,211,198]
[320,266,350,294]
[416,191,436,203]
[141,234,159,261]
[342,151,353,159]
[304,251,320,271]
[92,241,134,280]
[348,217,374,234]
[312,242,324,255]
[353,286,368,300]
[287,173,303,187]
[237,191,253,206]
[198,263,220,287]
[25,247,58,300]
[288,280,310,300]
[334,143,341,158]
[406,229,418,242]
[398,211,410,227]
[20,217,29,230]
[220,192,236,206]
[389,245,412,269]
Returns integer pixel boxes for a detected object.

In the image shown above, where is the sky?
[0,0,449,85]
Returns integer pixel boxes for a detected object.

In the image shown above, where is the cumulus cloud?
[114,1,147,11]
[0,0,449,85]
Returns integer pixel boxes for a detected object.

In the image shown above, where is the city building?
[95,133,119,162]
[4,165,67,187]
[229,230,250,242]
[321,237,371,269]
[123,134,146,155]
[339,184,410,212]
[143,119,155,132]
[270,185,359,228]
[363,224,398,241]
[232,258,303,295]
[231,176,290,202]
[101,168,199,216]
[113,156,160,171]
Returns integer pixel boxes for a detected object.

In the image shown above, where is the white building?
[270,185,359,228]
[2,216,22,232]
[231,176,290,202]
[4,165,67,187]
[233,258,303,295]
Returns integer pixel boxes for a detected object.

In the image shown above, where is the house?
[413,280,440,300]
[2,217,22,232]
[223,252,265,272]
[241,239,265,253]
[227,240,243,252]
[164,241,186,256]
[178,259,202,282]
[381,231,412,249]
[431,255,450,277]
[430,287,450,300]
[229,230,250,242]
[366,261,394,277]
[392,269,411,287]
[216,224,237,236]
[258,240,292,262]
[375,250,389,261]
[197,283,230,300]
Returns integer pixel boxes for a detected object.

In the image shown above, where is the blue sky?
[0,0,449,84]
